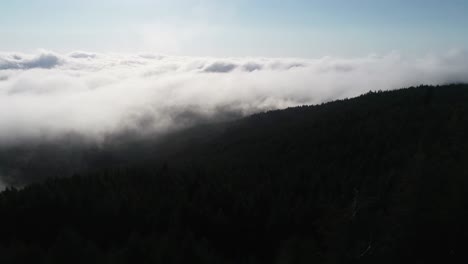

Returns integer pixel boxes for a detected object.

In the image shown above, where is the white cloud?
[0,50,467,145]
[69,51,97,59]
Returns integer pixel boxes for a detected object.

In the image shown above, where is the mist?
[1,50,468,146]
[0,177,5,191]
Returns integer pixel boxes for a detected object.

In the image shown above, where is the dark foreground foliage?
[1,84,468,263]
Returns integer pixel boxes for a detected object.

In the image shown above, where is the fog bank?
[1,50,468,145]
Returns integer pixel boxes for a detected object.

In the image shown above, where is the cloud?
[69,51,97,59]
[0,50,467,146]
[0,52,62,70]
[242,62,263,72]
[203,62,238,73]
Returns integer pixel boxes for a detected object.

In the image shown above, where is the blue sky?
[1,0,468,57]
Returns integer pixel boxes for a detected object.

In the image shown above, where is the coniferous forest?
[1,84,468,263]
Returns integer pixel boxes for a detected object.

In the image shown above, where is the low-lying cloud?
[1,50,468,145]
[0,52,62,70]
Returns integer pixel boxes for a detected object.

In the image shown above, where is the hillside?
[1,84,468,263]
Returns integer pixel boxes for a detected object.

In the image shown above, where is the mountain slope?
[1,84,468,263]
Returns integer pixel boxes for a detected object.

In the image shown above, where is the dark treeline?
[1,84,468,263]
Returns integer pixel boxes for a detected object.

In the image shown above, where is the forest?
[1,84,468,263]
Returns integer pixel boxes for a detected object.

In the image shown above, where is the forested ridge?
[1,84,468,263]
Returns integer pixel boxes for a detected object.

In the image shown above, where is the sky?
[1,0,468,57]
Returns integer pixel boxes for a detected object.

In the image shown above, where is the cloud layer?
[1,50,468,145]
